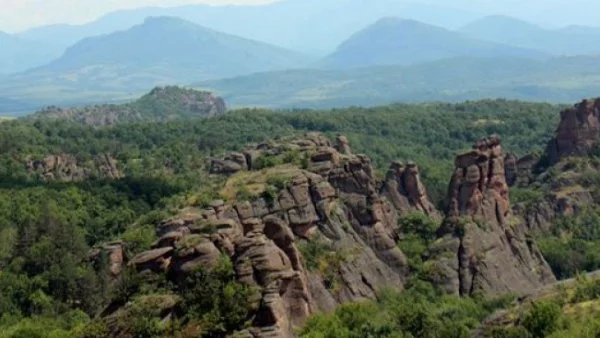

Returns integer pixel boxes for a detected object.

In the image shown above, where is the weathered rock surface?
[428,136,556,296]
[504,153,539,187]
[546,98,600,164]
[124,134,418,337]
[380,161,440,219]
[25,153,122,181]
[210,133,334,176]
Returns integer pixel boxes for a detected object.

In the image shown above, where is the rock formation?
[428,136,555,296]
[546,98,600,164]
[504,153,539,187]
[380,161,440,219]
[25,153,122,181]
[90,241,127,277]
[120,134,437,336]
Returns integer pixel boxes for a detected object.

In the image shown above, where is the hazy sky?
[0,0,278,32]
[1,0,598,33]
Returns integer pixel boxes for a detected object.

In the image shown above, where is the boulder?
[129,247,174,273]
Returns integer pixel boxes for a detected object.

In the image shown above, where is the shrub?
[179,255,254,336]
[522,301,563,338]
[253,155,281,170]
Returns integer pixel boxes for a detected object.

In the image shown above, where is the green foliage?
[511,188,545,205]
[522,302,563,338]
[539,208,600,279]
[397,213,439,274]
[571,275,600,303]
[300,302,403,338]
[253,154,282,170]
[300,285,512,338]
[178,255,254,336]
[487,326,532,338]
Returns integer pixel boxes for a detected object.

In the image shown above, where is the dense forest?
[3,97,600,337]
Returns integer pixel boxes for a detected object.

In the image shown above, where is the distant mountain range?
[195,55,600,109]
[0,32,62,73]
[0,17,309,108]
[460,15,600,55]
[15,0,481,55]
[320,17,544,68]
[2,7,600,114]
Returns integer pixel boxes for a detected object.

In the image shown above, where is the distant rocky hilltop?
[31,86,226,126]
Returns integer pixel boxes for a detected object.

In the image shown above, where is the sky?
[0,0,279,33]
[1,0,599,33]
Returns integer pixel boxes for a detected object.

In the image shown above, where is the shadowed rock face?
[429,136,555,296]
[125,134,418,337]
[546,98,600,164]
[504,153,539,187]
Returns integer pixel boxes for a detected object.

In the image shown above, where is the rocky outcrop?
[25,153,122,181]
[125,134,412,337]
[210,152,249,174]
[90,241,127,277]
[546,98,600,164]
[334,135,352,155]
[33,86,226,127]
[428,136,555,296]
[504,153,538,187]
[210,133,333,175]
[380,161,439,219]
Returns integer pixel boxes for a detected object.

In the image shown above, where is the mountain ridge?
[0,31,63,74]
[319,17,546,68]
[460,15,600,55]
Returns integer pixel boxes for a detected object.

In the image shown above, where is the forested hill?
[30,86,226,126]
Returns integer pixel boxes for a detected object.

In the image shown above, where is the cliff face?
[428,136,555,296]
[546,98,600,164]
[125,134,439,337]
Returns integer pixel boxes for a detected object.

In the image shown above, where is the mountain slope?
[460,15,600,55]
[0,31,62,73]
[319,17,545,68]
[30,86,226,126]
[196,55,600,108]
[34,16,309,80]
